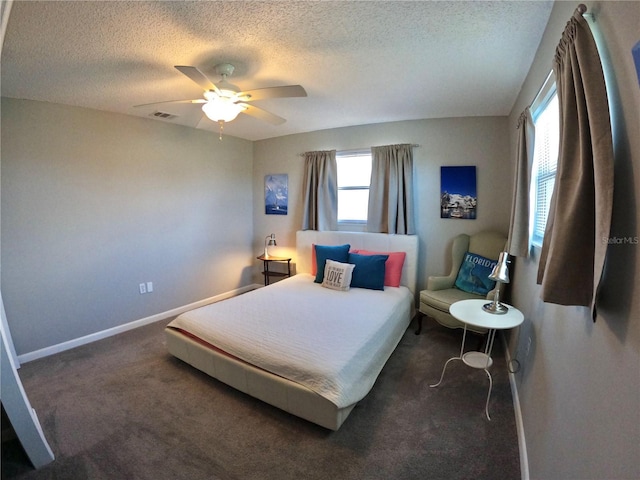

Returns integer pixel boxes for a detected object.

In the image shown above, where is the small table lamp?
[264,233,277,258]
[482,251,511,314]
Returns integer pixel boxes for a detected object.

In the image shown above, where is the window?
[337,150,372,223]
[530,74,559,247]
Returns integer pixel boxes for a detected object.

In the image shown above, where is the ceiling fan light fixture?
[201,97,246,123]
[137,63,306,134]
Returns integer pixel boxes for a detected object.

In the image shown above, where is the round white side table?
[430,299,524,420]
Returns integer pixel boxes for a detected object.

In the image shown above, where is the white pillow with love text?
[321,259,355,291]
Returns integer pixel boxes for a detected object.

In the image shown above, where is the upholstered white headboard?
[296,230,419,295]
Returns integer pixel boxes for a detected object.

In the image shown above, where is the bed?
[165,230,419,430]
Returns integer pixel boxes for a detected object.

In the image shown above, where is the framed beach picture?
[265,174,288,215]
[440,166,477,219]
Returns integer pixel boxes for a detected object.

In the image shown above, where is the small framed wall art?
[265,174,288,215]
[440,166,477,219]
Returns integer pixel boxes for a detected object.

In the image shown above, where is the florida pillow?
[348,252,389,290]
[314,244,351,283]
[322,260,355,291]
[350,249,406,287]
[454,252,498,296]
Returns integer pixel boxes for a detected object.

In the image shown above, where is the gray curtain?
[507,108,534,258]
[301,150,338,231]
[367,144,415,234]
[536,10,614,320]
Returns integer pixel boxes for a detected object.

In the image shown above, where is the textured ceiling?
[1,1,554,141]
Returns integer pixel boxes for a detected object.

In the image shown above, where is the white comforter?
[167,274,412,408]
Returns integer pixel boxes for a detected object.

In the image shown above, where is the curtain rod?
[576,3,587,15]
[298,144,420,157]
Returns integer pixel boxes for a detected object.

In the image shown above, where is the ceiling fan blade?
[174,65,218,92]
[239,103,286,125]
[239,85,307,102]
[133,99,206,108]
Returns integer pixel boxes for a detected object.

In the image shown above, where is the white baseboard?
[17,284,262,364]
[501,332,529,480]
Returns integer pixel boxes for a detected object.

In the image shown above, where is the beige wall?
[1,98,254,355]
[507,2,640,479]
[2,103,512,357]
[252,117,512,290]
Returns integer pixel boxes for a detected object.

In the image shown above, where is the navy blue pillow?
[348,253,389,290]
[314,244,351,283]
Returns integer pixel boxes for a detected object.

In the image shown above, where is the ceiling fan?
[135,63,307,136]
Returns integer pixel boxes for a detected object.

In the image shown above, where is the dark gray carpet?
[2,316,520,480]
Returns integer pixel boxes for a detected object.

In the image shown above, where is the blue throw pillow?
[314,244,351,283]
[348,253,389,290]
[454,252,498,296]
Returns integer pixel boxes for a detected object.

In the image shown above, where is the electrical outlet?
[146,282,153,293]
[139,283,146,294]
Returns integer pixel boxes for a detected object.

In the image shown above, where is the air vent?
[150,111,178,120]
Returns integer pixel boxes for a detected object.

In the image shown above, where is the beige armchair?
[417,231,507,334]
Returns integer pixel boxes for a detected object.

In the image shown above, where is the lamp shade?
[488,251,510,284]
[264,233,277,257]
[483,251,511,314]
[202,97,245,123]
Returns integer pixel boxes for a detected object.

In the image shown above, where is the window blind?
[531,88,559,245]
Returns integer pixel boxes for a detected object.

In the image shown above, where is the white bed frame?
[165,231,418,430]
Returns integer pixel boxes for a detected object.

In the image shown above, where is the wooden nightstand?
[257,254,292,286]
